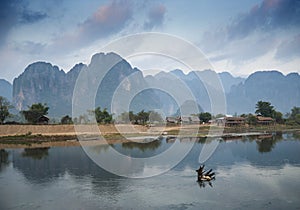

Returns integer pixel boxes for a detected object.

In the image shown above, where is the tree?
[61,115,73,124]
[285,107,300,125]
[91,107,113,124]
[247,114,257,125]
[273,111,284,124]
[102,108,113,124]
[255,101,275,117]
[0,96,13,124]
[21,103,49,124]
[199,112,212,123]
[290,107,300,119]
[129,111,136,123]
[295,114,300,125]
[137,110,149,125]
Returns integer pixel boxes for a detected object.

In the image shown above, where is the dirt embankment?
[0,124,154,137]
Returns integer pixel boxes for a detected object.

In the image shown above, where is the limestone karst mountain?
[11,52,300,117]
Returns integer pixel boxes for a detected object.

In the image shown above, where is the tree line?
[198,101,300,125]
[1,95,300,126]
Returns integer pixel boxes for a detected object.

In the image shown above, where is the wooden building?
[179,116,201,124]
[256,116,274,125]
[37,115,50,124]
[216,117,245,127]
[166,116,201,124]
[166,117,179,124]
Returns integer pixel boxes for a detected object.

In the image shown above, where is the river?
[0,132,300,209]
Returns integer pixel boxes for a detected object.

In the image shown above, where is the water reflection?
[256,137,277,153]
[8,132,299,184]
[197,180,213,188]
[0,149,9,171]
[12,147,121,184]
[0,133,299,209]
[121,139,162,151]
[292,131,300,139]
[22,147,50,160]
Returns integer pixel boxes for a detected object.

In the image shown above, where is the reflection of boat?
[257,134,273,139]
[166,136,176,143]
[222,135,242,141]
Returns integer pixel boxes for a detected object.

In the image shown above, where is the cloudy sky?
[0,0,299,82]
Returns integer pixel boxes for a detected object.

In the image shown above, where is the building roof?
[225,117,245,121]
[257,116,274,121]
[166,117,178,123]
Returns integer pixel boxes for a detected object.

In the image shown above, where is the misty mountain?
[13,53,160,117]
[227,71,300,114]
[218,72,245,93]
[80,52,160,116]
[11,52,300,118]
[145,69,244,114]
[13,62,86,116]
[0,79,12,101]
[147,69,300,115]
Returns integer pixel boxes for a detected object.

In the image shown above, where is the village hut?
[256,116,274,125]
[216,116,245,127]
[37,115,50,124]
[166,117,179,124]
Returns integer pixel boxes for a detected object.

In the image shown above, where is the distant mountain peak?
[24,61,61,74]
[170,69,186,77]
[10,52,300,118]
[0,79,12,101]
[90,52,123,66]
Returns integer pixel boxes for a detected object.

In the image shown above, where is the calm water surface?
[1,132,300,209]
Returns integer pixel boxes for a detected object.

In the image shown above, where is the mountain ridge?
[0,79,12,101]
[4,52,299,118]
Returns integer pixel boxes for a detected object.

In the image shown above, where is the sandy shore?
[0,124,155,136]
[0,124,201,148]
[1,124,297,149]
[0,124,164,148]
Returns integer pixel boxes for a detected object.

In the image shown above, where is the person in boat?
[196,165,215,182]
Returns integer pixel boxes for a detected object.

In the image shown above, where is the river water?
[0,132,300,209]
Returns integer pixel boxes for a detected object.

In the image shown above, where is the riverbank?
[0,124,299,148]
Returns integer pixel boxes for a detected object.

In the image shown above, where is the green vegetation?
[286,106,300,125]
[0,96,13,124]
[1,97,299,130]
[117,110,163,125]
[22,147,49,160]
[199,112,212,123]
[89,107,113,124]
[0,133,77,145]
[255,101,275,117]
[254,101,283,123]
[21,103,49,124]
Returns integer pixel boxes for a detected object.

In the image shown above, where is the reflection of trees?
[256,132,283,153]
[22,147,49,160]
[292,131,300,140]
[274,132,283,141]
[87,144,110,154]
[12,147,122,189]
[0,149,9,171]
[195,137,214,144]
[122,140,161,152]
[256,138,276,153]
